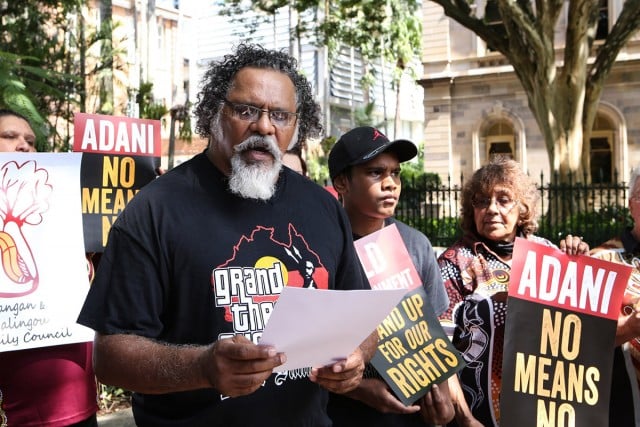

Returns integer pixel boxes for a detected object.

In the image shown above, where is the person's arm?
[358,329,379,362]
[446,375,484,427]
[309,330,377,394]
[93,333,285,397]
[616,298,640,346]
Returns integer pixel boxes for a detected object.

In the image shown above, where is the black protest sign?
[371,286,465,405]
[73,113,161,251]
[354,224,464,405]
[500,238,631,426]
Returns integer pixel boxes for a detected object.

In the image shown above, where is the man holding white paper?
[77,44,376,426]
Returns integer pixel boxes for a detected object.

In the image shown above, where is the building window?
[590,136,612,183]
[485,120,515,161]
[488,141,513,158]
[589,114,614,183]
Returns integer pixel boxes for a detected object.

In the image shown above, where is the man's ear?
[332,174,349,195]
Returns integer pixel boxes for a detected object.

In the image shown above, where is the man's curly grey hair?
[193,43,323,150]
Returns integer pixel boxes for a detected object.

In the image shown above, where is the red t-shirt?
[0,342,97,426]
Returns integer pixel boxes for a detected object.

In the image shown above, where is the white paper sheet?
[259,286,407,372]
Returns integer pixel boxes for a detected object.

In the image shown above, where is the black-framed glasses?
[222,99,298,128]
[472,195,519,214]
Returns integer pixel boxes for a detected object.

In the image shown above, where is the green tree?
[137,81,169,121]
[217,0,422,133]
[354,102,386,128]
[306,135,334,184]
[1,1,128,151]
[0,1,84,151]
[427,0,640,181]
[97,0,115,114]
[0,51,60,151]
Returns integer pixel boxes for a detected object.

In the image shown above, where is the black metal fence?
[395,171,632,249]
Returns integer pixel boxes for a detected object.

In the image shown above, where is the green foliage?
[145,103,169,121]
[397,203,632,250]
[178,113,193,141]
[395,174,632,249]
[307,135,335,184]
[0,1,83,150]
[354,102,387,128]
[399,145,441,189]
[0,51,66,151]
[0,1,129,151]
[216,0,422,88]
[98,384,131,413]
[137,81,168,121]
[400,165,441,190]
[538,205,632,248]
[395,214,462,248]
[170,103,193,142]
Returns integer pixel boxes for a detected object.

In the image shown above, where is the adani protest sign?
[73,113,161,251]
[355,224,464,405]
[500,238,631,426]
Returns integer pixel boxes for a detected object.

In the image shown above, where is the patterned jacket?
[438,234,553,427]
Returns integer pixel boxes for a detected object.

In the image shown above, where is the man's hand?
[348,378,420,414]
[420,382,455,425]
[93,333,285,396]
[558,234,589,255]
[309,347,366,394]
[203,335,286,397]
[616,297,640,345]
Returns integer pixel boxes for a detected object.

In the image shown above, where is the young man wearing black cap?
[326,126,457,426]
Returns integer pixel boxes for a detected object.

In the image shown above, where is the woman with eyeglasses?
[436,156,588,427]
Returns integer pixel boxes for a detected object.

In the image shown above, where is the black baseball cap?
[328,126,418,179]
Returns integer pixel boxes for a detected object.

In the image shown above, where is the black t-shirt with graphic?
[78,152,369,427]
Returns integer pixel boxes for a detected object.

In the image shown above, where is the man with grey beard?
[78,43,376,427]
[227,134,286,200]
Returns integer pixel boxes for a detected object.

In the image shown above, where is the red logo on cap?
[372,129,384,141]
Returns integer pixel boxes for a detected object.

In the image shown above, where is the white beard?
[210,111,299,201]
[228,135,283,200]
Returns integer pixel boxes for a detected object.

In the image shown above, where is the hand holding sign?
[354,224,465,406]
[500,238,632,426]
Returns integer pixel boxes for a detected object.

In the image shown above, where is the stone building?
[419,0,640,185]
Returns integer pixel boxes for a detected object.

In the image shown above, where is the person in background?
[590,166,640,426]
[0,109,37,152]
[283,146,307,176]
[0,108,99,426]
[437,156,588,427]
[326,126,456,427]
[77,43,376,426]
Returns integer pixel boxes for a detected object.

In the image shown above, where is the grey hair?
[193,43,322,150]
